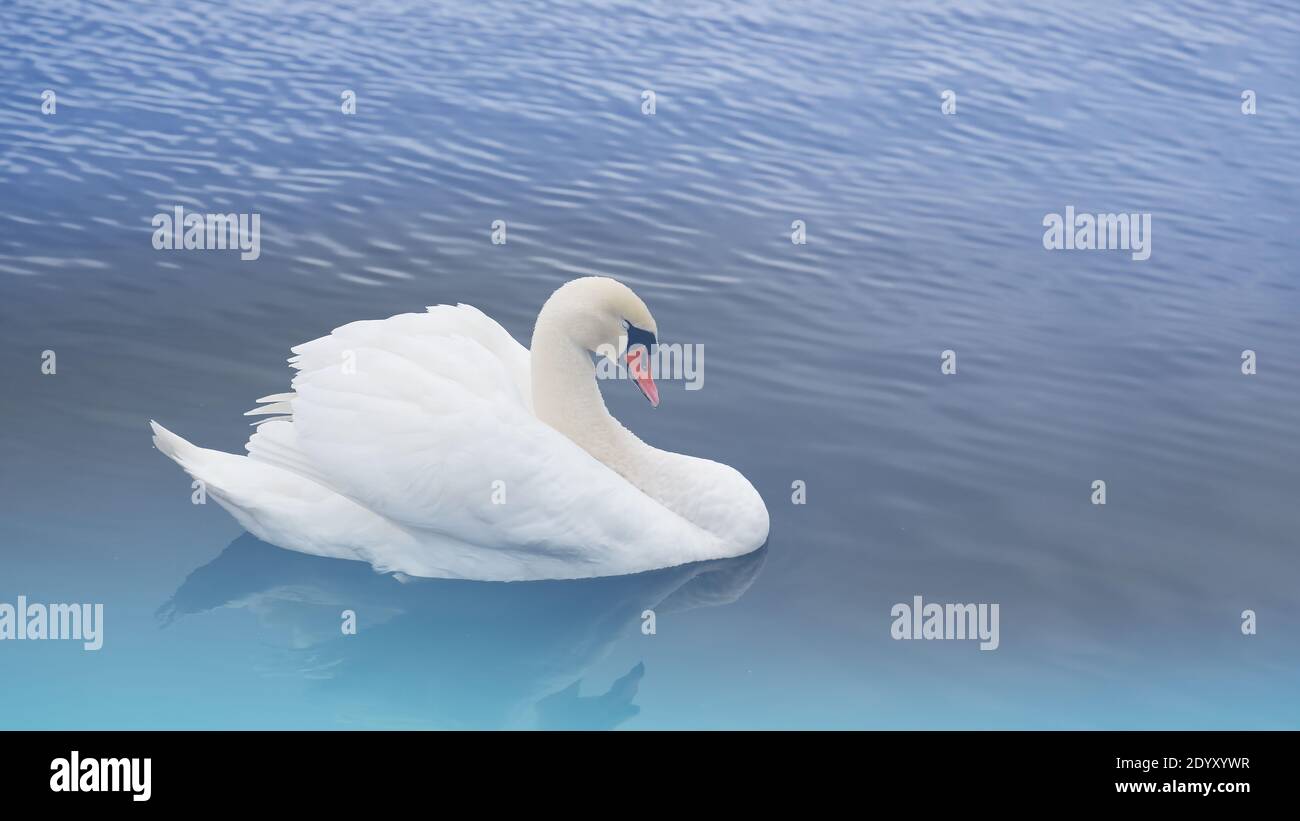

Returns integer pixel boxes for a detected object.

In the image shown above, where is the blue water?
[1,0,1298,728]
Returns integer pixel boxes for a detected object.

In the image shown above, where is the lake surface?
[1,0,1297,728]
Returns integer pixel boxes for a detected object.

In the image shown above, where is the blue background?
[1,0,1298,728]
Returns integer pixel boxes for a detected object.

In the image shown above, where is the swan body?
[151,277,769,581]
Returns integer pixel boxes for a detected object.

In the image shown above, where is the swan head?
[537,276,660,407]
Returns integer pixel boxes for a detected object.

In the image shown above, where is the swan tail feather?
[150,420,424,571]
[150,420,205,474]
[149,420,271,510]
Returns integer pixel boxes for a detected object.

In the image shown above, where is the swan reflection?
[160,534,766,728]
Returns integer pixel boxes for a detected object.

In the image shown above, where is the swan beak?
[627,346,659,407]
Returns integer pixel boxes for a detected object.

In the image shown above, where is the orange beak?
[626,346,659,407]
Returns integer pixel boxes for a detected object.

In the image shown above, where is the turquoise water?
[1,0,1298,728]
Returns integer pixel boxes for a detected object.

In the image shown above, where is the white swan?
[151,277,769,581]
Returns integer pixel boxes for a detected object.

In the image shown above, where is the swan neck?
[531,312,642,472]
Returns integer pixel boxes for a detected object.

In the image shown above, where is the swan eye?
[624,321,656,352]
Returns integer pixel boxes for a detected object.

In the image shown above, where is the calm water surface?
[1,0,1298,728]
